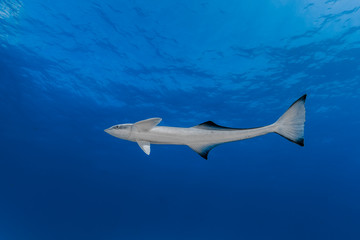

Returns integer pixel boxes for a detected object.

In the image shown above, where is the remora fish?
[105,95,306,159]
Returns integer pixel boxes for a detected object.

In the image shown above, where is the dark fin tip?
[202,151,209,160]
[195,121,243,130]
[288,94,307,109]
[276,133,304,147]
[199,152,208,160]
[298,138,305,147]
[189,144,216,159]
[296,94,307,103]
[300,94,307,102]
[198,121,231,129]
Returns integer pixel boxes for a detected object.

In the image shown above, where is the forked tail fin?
[274,94,307,146]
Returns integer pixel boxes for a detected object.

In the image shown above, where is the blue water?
[1,0,360,239]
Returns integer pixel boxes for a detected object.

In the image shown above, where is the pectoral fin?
[137,140,151,155]
[134,118,162,131]
[188,143,220,160]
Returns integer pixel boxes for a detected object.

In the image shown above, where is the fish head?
[104,123,133,140]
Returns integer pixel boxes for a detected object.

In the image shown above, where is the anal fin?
[188,143,219,160]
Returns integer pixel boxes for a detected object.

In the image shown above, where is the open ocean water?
[1,0,360,239]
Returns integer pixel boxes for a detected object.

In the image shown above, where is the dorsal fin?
[134,118,162,131]
[188,143,220,160]
[193,121,237,130]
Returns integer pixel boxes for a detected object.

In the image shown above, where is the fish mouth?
[104,128,110,133]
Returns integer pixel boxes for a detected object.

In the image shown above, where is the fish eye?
[112,124,130,130]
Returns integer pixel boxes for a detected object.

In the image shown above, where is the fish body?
[105,95,306,159]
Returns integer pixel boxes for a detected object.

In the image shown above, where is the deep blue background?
[1,0,360,239]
